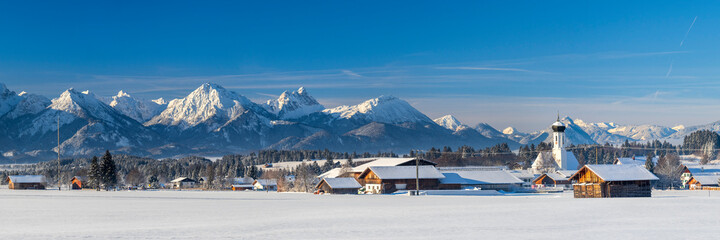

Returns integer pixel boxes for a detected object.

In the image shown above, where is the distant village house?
[6,175,46,190]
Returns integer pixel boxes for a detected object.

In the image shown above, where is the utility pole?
[415,151,420,196]
[57,115,61,191]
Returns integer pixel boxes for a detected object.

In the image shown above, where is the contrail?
[665,60,673,78]
[680,16,697,47]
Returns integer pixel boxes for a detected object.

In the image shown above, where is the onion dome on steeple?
[551,113,565,132]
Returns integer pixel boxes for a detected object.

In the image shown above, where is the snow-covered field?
[1,189,719,239]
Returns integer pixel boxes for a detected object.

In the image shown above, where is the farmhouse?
[71,176,85,189]
[357,165,445,194]
[686,175,720,190]
[316,177,362,194]
[253,179,278,191]
[320,158,437,179]
[438,167,524,191]
[230,177,254,190]
[170,177,198,189]
[680,164,720,188]
[6,175,46,190]
[570,164,658,198]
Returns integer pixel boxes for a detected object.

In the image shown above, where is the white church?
[531,118,580,174]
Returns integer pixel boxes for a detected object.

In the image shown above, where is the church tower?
[551,116,569,170]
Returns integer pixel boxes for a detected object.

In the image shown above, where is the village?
[5,119,720,198]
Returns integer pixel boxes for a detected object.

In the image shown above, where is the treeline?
[0,149,386,189]
[411,143,520,168]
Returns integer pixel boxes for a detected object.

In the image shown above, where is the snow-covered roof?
[684,164,720,175]
[555,170,577,178]
[574,164,658,181]
[352,157,435,173]
[232,184,254,188]
[615,156,658,166]
[508,169,537,180]
[440,170,523,185]
[541,172,570,182]
[170,177,196,183]
[233,177,254,184]
[691,175,720,186]
[7,175,45,183]
[318,167,343,179]
[361,166,445,180]
[254,179,278,186]
[319,178,362,189]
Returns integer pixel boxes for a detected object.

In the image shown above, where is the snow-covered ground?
[1,189,718,239]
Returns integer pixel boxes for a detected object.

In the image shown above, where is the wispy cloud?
[435,66,531,72]
[341,70,362,77]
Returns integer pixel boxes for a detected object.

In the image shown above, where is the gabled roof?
[615,156,658,166]
[690,175,720,186]
[352,158,436,173]
[570,164,658,182]
[536,172,570,182]
[317,178,362,189]
[440,170,522,185]
[71,176,85,181]
[555,170,577,178]
[358,166,445,180]
[318,167,343,179]
[254,179,278,186]
[232,177,254,184]
[7,175,45,183]
[170,177,197,183]
[508,169,537,179]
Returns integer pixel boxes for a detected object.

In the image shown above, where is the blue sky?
[1,1,719,131]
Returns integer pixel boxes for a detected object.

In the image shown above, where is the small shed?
[71,176,85,189]
[316,178,362,194]
[357,166,445,194]
[170,177,198,189]
[253,179,278,191]
[569,164,658,198]
[533,170,575,189]
[687,175,720,190]
[7,175,46,190]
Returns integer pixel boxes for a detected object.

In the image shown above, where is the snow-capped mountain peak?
[265,87,324,119]
[323,95,432,124]
[434,115,464,131]
[109,90,167,122]
[0,83,24,117]
[146,83,265,130]
[152,98,166,105]
[502,127,522,135]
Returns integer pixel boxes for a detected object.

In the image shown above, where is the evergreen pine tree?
[88,156,101,189]
[100,150,118,190]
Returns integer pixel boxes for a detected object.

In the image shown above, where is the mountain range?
[0,82,707,163]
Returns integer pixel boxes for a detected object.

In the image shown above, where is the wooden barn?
[686,175,720,190]
[532,170,575,189]
[316,177,362,194]
[570,164,658,198]
[357,166,445,194]
[71,176,85,190]
[6,175,46,190]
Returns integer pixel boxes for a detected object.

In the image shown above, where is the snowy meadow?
[1,189,718,239]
